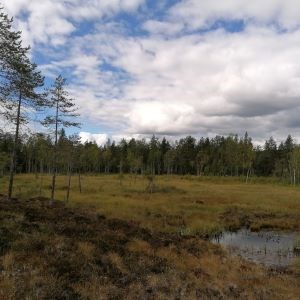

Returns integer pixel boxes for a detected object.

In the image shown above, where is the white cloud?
[143,20,184,35]
[79,132,108,146]
[127,101,195,134]
[62,23,300,141]
[169,0,300,31]
[1,0,145,46]
[2,0,74,46]
[3,0,300,142]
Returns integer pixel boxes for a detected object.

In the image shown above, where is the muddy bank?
[0,197,299,299]
[220,206,300,232]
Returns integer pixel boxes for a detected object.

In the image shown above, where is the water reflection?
[211,228,299,267]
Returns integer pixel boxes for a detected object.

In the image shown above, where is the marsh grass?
[0,176,300,298]
[0,197,299,299]
[1,174,300,237]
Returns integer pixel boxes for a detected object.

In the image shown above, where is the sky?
[2,0,300,145]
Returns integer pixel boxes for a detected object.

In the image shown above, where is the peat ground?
[0,196,299,299]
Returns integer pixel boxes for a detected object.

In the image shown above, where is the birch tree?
[289,146,300,186]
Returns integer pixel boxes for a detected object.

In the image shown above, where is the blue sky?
[2,0,300,145]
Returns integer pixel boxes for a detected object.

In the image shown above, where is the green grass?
[1,174,300,236]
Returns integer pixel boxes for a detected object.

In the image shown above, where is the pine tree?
[6,55,45,199]
[43,75,80,201]
[0,7,28,115]
[1,8,45,198]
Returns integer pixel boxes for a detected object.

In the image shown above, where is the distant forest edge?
[1,130,300,183]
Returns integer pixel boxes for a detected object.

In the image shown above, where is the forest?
[0,130,300,180]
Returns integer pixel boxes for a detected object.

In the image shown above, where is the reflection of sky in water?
[212,229,299,267]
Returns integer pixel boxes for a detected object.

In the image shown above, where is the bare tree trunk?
[39,160,44,196]
[150,175,154,193]
[246,168,250,184]
[51,167,56,201]
[8,92,22,199]
[66,164,72,202]
[51,99,59,202]
[119,160,123,186]
[78,171,82,193]
[34,161,38,179]
[293,168,296,187]
[134,170,137,184]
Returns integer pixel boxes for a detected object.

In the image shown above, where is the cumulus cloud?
[64,24,300,140]
[79,131,149,145]
[79,132,108,146]
[143,20,184,35]
[169,0,300,31]
[1,0,145,46]
[4,0,300,142]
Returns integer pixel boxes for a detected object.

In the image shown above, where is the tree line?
[1,131,300,185]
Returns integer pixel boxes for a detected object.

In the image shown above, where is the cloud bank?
[3,0,300,143]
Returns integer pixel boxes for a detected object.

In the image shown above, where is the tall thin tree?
[0,8,45,199]
[0,7,27,115]
[6,55,45,199]
[43,75,80,201]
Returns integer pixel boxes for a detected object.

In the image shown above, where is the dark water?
[211,229,299,267]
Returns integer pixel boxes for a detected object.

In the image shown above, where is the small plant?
[145,172,155,193]
[118,172,124,186]
[194,225,223,239]
[179,226,191,236]
[293,237,300,254]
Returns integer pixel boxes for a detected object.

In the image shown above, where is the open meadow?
[1,174,299,236]
[0,174,300,298]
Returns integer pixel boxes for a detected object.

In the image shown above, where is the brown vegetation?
[0,196,299,299]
